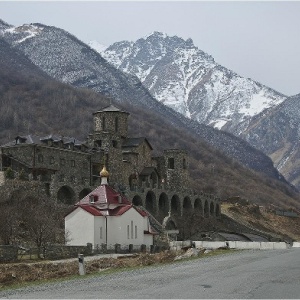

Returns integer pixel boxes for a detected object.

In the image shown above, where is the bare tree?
[0,203,20,245]
[19,197,66,258]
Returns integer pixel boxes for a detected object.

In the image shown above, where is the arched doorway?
[159,193,169,215]
[183,196,192,214]
[194,198,203,216]
[145,191,156,215]
[79,188,91,199]
[132,195,143,206]
[171,195,180,214]
[210,202,215,217]
[204,200,209,218]
[57,185,76,205]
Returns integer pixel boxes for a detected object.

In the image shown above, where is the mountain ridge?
[0,20,292,187]
[97,31,286,132]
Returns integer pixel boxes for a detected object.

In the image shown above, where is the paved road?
[1,249,300,299]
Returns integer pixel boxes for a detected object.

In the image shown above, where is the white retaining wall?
[292,242,300,248]
[170,241,290,250]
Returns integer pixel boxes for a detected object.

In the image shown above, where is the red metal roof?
[79,205,103,216]
[76,184,131,206]
[73,183,148,218]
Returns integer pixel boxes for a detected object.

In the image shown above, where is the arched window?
[171,195,180,213]
[132,195,143,206]
[159,193,169,215]
[146,191,156,215]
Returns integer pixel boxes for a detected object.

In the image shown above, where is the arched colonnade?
[54,185,221,219]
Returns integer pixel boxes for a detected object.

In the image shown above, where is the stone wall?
[44,243,93,260]
[170,240,290,251]
[0,179,47,204]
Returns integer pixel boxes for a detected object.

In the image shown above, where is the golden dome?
[100,166,109,177]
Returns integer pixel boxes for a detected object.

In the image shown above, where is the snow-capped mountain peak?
[97,31,286,132]
[88,40,107,54]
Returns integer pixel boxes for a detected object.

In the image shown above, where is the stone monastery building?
[0,104,220,224]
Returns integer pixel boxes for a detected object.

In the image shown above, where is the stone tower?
[87,104,130,186]
[89,104,130,150]
[163,149,189,192]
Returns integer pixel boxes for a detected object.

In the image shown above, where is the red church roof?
[76,184,131,207]
[73,181,148,218]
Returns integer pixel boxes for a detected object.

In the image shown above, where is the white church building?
[65,166,156,250]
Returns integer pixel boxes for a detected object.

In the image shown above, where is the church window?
[115,117,119,132]
[89,195,95,203]
[183,158,187,169]
[168,158,175,169]
[112,140,118,148]
[102,116,106,130]
[131,220,134,239]
[49,156,55,164]
[70,160,75,167]
[135,225,137,239]
[127,225,130,239]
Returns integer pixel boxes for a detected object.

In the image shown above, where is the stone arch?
[210,202,215,217]
[57,185,76,205]
[79,188,92,199]
[132,195,143,206]
[183,196,192,214]
[162,214,178,230]
[216,203,221,217]
[158,192,169,215]
[204,200,209,218]
[145,191,156,215]
[171,194,180,214]
[194,198,203,215]
[165,219,177,230]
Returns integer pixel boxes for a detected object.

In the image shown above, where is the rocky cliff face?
[240,94,300,188]
[98,31,286,133]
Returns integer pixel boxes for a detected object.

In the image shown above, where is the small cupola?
[100,166,109,185]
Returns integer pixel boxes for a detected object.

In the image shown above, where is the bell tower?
[92,104,129,138]
[88,104,130,150]
[87,104,130,187]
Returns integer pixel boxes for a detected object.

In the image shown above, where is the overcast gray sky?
[1,1,300,96]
